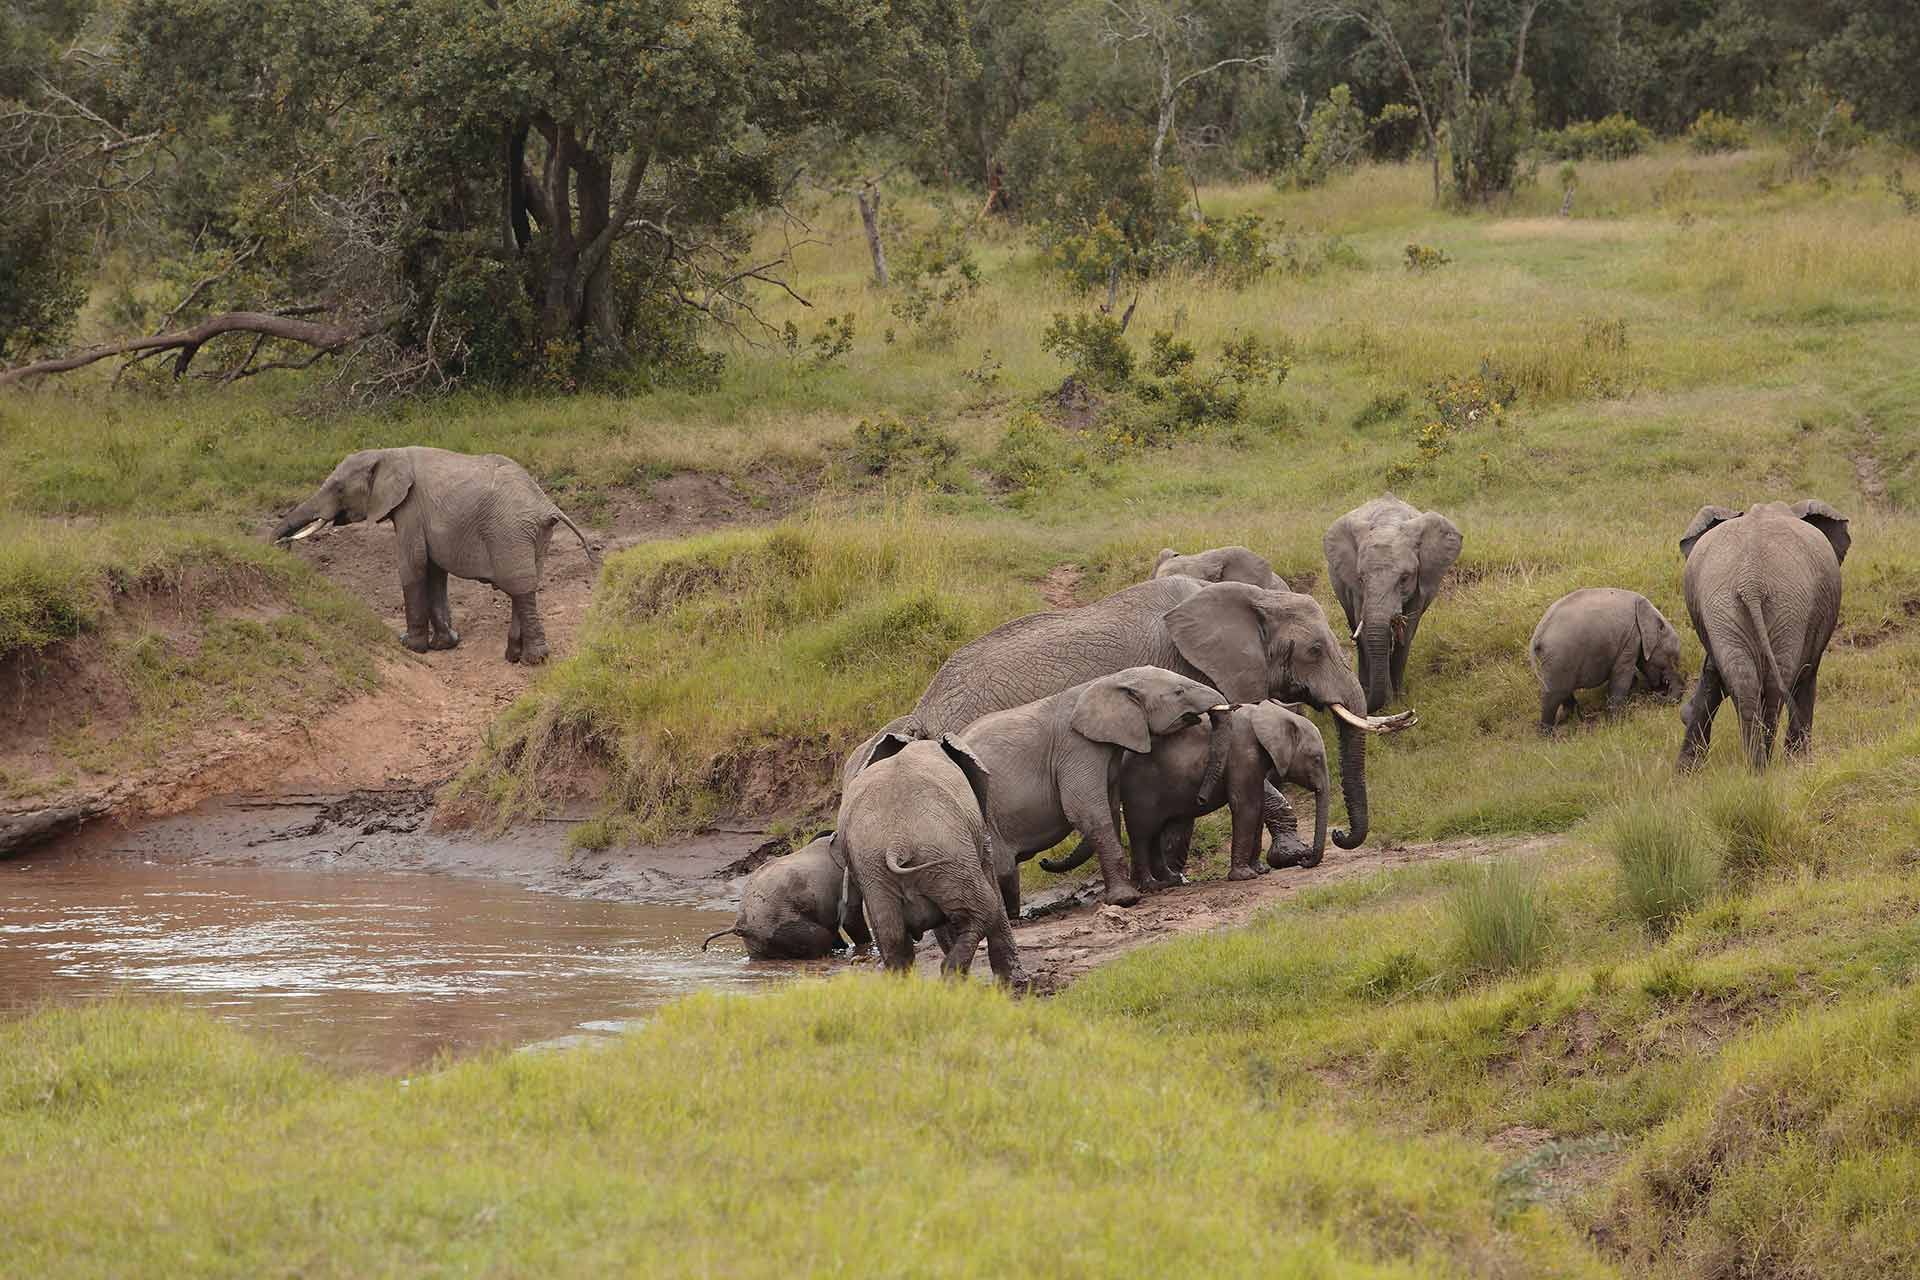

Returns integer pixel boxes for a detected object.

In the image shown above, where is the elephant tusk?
[1330,704,1419,733]
[289,517,327,542]
[1208,703,1231,713]
[1351,618,1364,640]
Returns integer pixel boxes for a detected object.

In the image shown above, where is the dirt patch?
[1038,563,1084,609]
[1853,417,1889,510]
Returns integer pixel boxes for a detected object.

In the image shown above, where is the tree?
[1088,0,1277,177]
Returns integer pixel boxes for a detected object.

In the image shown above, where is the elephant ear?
[1068,678,1151,753]
[1679,505,1741,559]
[1163,583,1270,703]
[938,736,993,817]
[368,451,415,524]
[1412,512,1463,604]
[855,731,915,775]
[1153,548,1180,577]
[1633,595,1673,661]
[1322,519,1361,631]
[1790,499,1851,565]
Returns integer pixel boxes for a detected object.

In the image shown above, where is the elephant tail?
[554,510,597,563]
[1039,838,1096,874]
[1738,591,1788,705]
[701,927,740,951]
[884,846,932,876]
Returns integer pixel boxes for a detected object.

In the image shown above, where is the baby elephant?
[1153,546,1289,591]
[1530,588,1686,734]
[955,665,1228,910]
[701,835,868,960]
[270,446,591,664]
[837,735,1025,986]
[1043,700,1332,888]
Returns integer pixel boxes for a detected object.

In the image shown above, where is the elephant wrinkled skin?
[1530,588,1687,733]
[701,835,867,960]
[1325,495,1462,713]
[269,446,591,664]
[1675,499,1850,770]
[1153,545,1289,591]
[836,736,1025,986]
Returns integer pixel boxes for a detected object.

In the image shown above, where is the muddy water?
[0,851,794,1072]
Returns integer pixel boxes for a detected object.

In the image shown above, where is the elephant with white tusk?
[1325,495,1463,714]
[269,446,592,664]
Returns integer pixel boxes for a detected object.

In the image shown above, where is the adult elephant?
[1153,545,1288,591]
[1325,496,1462,713]
[269,447,591,664]
[1675,499,1850,770]
[845,577,1406,859]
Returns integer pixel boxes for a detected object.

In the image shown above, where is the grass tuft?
[1447,859,1556,975]
[1609,799,1719,935]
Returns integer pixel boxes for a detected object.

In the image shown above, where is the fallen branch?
[0,307,406,387]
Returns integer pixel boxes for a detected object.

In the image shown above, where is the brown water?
[0,851,794,1071]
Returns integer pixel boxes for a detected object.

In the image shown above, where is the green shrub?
[1609,800,1718,934]
[1777,83,1866,179]
[1386,363,1516,482]
[1539,114,1653,162]
[1003,108,1189,289]
[0,533,101,659]
[1449,84,1536,205]
[885,216,981,347]
[1447,860,1554,975]
[985,412,1080,499]
[846,415,960,484]
[1175,213,1274,286]
[1686,110,1751,155]
[1404,243,1451,273]
[1039,312,1135,389]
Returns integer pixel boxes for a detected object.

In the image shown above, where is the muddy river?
[0,844,792,1071]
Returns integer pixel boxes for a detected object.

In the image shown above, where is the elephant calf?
[1153,546,1289,592]
[270,446,591,664]
[1042,700,1331,889]
[836,735,1025,985]
[701,835,868,960]
[1529,588,1686,734]
[955,665,1228,909]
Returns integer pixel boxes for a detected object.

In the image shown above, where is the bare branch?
[1,309,406,387]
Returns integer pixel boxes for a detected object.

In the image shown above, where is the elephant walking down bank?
[1675,499,1850,770]
[270,447,591,664]
[1325,496,1462,713]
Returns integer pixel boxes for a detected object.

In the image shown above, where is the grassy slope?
[5,143,1920,1274]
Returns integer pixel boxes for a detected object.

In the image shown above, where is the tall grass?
[1608,800,1719,934]
[1446,859,1556,974]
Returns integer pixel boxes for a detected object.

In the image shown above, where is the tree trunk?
[540,126,579,342]
[857,184,888,286]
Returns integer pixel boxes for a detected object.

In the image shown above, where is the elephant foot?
[1102,883,1142,908]
[1249,858,1271,876]
[399,631,431,654]
[428,629,460,651]
[1266,830,1309,869]
[1228,864,1259,882]
[521,640,550,665]
[1005,969,1034,996]
[1294,851,1324,871]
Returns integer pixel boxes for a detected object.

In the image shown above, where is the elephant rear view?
[269,446,591,664]
[1325,496,1462,714]
[1675,499,1849,770]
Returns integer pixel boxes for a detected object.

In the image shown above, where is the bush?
[1386,362,1516,482]
[1777,84,1866,179]
[1003,107,1189,288]
[1039,312,1134,389]
[1609,800,1718,934]
[1175,213,1274,286]
[986,412,1081,500]
[886,216,981,347]
[1449,84,1536,205]
[1404,243,1451,273]
[1539,114,1653,162]
[846,415,960,484]
[1699,775,1807,886]
[1686,110,1750,155]
[1447,860,1554,974]
[1291,84,1365,189]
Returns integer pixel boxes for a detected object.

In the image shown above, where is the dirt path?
[1853,416,1890,511]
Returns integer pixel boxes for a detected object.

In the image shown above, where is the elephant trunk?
[269,494,334,543]
[700,927,739,951]
[1331,720,1368,849]
[1360,619,1394,714]
[1304,780,1328,869]
[1195,709,1232,804]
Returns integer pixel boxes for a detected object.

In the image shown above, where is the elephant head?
[1246,703,1330,869]
[1162,583,1394,849]
[1153,546,1289,592]
[269,449,415,541]
[1326,502,1462,713]
[1634,595,1687,702]
[1070,667,1228,753]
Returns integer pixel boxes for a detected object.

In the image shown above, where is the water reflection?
[0,855,790,1071]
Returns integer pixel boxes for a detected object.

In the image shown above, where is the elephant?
[1041,700,1331,888]
[1674,499,1850,770]
[1325,496,1463,713]
[1153,545,1289,591]
[951,666,1229,908]
[1529,588,1687,734]
[835,735,1025,986]
[700,835,869,960]
[269,446,591,664]
[843,577,1411,880]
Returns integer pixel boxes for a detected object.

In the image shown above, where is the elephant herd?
[708,492,1854,988]
[261,453,1849,986]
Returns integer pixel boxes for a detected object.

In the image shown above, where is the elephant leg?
[1677,656,1726,772]
[1264,781,1308,866]
[505,597,525,664]
[425,562,460,650]
[1605,659,1638,716]
[983,908,1028,991]
[511,591,550,665]
[998,869,1022,922]
[1155,820,1194,885]
[1538,686,1566,735]
[399,576,432,653]
[1061,787,1139,907]
[863,893,916,973]
[932,922,957,955]
[1228,774,1264,881]
[1784,659,1820,759]
[940,921,985,977]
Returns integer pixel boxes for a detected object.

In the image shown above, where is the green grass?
[1608,801,1720,935]
[1448,860,1557,974]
